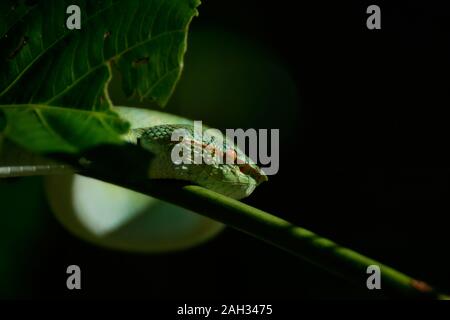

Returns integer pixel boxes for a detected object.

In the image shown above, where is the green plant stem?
[91,174,446,299]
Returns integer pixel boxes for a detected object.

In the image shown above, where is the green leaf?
[0,0,200,153]
[1,104,129,153]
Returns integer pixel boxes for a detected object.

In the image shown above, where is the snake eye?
[238,163,255,175]
[238,163,268,184]
[238,163,256,175]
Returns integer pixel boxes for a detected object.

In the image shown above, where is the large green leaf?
[0,0,200,153]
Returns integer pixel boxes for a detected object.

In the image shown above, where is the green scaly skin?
[0,107,268,200]
[116,106,267,200]
[129,124,267,200]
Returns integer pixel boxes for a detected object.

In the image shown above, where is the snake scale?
[0,107,267,200]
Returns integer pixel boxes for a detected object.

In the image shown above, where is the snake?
[0,107,267,200]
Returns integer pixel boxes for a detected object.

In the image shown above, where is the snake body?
[0,107,267,200]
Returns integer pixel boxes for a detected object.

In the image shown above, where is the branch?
[90,173,448,299]
[2,141,444,298]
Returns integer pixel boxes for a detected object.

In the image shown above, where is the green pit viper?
[0,107,267,200]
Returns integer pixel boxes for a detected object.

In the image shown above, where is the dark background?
[1,0,450,300]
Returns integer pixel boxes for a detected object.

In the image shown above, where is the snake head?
[217,149,268,199]
[135,124,268,200]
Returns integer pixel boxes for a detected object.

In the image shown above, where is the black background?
[3,0,450,300]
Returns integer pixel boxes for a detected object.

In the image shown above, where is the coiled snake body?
[0,107,267,200]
